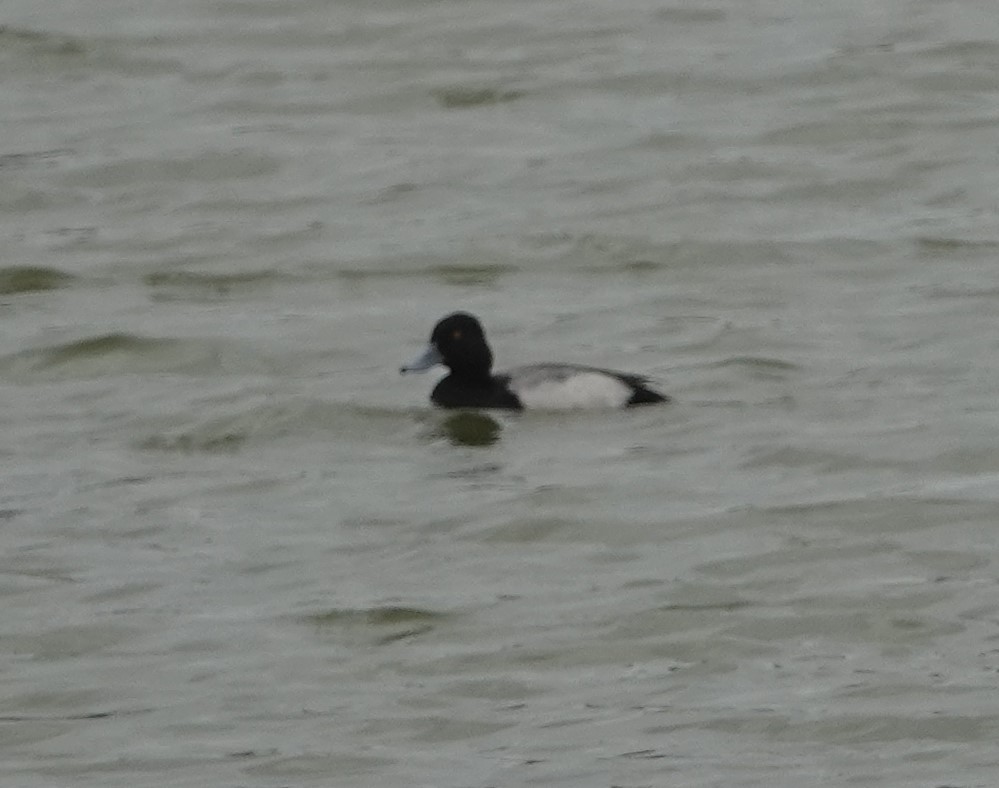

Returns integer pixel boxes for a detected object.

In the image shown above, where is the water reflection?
[437,411,502,447]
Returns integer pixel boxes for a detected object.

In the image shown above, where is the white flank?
[508,366,632,409]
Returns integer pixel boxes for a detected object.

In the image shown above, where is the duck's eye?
[452,330,462,339]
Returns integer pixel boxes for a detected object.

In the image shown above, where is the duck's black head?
[400,312,494,382]
[430,313,492,377]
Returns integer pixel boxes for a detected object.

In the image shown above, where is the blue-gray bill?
[400,343,443,374]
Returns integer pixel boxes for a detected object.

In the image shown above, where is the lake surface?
[3,1,999,786]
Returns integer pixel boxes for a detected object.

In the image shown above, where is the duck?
[400,312,668,410]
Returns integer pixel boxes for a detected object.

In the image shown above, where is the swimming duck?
[401,312,668,409]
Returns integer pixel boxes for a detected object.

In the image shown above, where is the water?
[3,0,999,785]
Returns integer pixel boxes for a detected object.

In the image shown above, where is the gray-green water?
[4,1,999,786]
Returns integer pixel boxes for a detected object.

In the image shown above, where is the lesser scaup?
[400,312,668,410]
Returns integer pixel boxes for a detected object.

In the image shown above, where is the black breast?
[431,374,523,410]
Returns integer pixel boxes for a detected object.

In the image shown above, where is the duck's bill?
[400,343,443,374]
